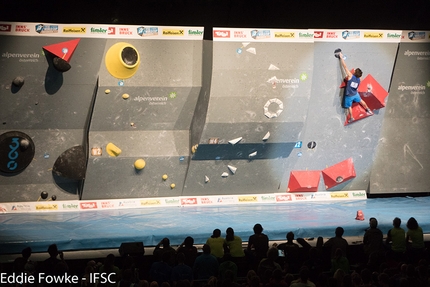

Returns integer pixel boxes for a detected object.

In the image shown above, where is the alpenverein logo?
[163,29,184,36]
[63,27,86,34]
[363,32,383,39]
[274,32,295,38]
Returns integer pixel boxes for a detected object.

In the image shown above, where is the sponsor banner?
[62,26,87,34]
[0,23,12,32]
[313,29,402,43]
[140,198,163,207]
[199,196,225,205]
[401,31,430,42]
[213,28,314,42]
[237,195,259,203]
[0,191,366,213]
[0,22,203,40]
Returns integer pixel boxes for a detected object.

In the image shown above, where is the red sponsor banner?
[181,198,198,205]
[0,24,12,32]
[276,194,292,202]
[213,30,230,38]
[80,202,98,209]
[314,31,324,38]
[107,27,115,35]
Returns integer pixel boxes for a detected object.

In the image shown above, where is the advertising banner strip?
[0,191,367,214]
[0,22,204,40]
[213,28,314,43]
[312,29,403,43]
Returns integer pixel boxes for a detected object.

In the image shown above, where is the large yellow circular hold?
[134,159,146,170]
[105,42,140,79]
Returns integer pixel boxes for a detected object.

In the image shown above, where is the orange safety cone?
[355,210,365,221]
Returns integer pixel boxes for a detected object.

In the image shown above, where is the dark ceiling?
[1,0,430,39]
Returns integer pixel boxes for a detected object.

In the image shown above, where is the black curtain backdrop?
[1,0,429,40]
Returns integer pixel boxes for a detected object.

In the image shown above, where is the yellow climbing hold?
[191,144,198,154]
[105,89,111,94]
[122,93,129,99]
[134,159,146,170]
[170,183,176,189]
[162,174,168,180]
[106,143,121,157]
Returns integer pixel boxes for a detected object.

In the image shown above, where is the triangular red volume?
[321,158,356,190]
[43,39,80,62]
[287,170,320,192]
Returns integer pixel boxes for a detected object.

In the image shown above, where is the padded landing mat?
[1,196,429,254]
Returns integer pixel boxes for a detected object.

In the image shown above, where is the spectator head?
[212,229,221,238]
[184,236,194,247]
[47,244,59,257]
[22,247,32,259]
[299,266,310,282]
[253,223,263,234]
[393,217,401,228]
[335,248,344,259]
[406,217,419,230]
[286,231,294,241]
[335,227,344,237]
[162,237,170,247]
[177,252,185,263]
[369,218,378,228]
[202,244,211,254]
[226,227,234,241]
[266,247,279,261]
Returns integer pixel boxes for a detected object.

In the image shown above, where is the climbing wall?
[183,28,314,195]
[0,28,104,202]
[370,31,430,194]
[82,29,204,199]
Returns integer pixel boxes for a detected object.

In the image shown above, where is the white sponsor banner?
[0,191,366,213]
[0,22,204,40]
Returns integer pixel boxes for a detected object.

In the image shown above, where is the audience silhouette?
[4,218,429,287]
